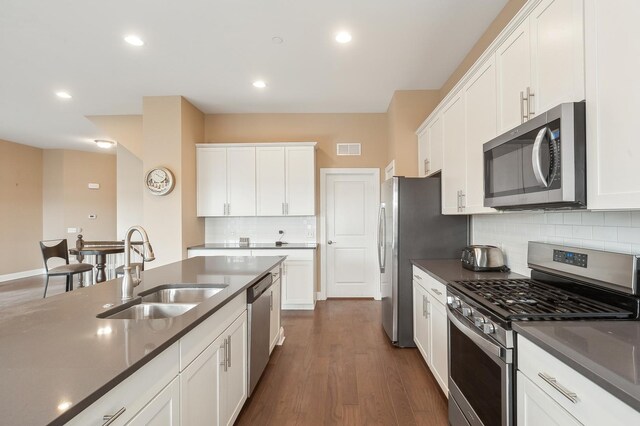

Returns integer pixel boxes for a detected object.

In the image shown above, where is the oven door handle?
[448,308,512,364]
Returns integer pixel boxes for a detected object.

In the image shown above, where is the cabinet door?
[226,147,256,216]
[285,146,315,215]
[530,0,585,116]
[180,335,225,426]
[127,377,180,426]
[463,55,497,214]
[517,372,582,426]
[496,19,531,133]
[412,282,429,363]
[585,0,640,209]
[269,280,281,353]
[281,260,314,309]
[223,312,248,426]
[417,128,429,177]
[256,147,286,216]
[428,115,444,175]
[441,93,467,215]
[197,147,227,217]
[429,298,449,394]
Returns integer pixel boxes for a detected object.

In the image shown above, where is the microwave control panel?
[553,249,588,268]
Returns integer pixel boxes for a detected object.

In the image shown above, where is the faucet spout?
[121,226,154,301]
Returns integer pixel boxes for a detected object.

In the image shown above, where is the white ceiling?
[0,0,507,151]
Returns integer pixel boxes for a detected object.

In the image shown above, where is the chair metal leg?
[69,274,74,291]
[66,275,71,292]
[43,275,50,298]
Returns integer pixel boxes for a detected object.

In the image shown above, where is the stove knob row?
[482,323,495,335]
[473,316,486,327]
[462,306,473,317]
[447,296,461,309]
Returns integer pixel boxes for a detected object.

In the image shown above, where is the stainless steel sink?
[141,285,226,304]
[103,303,197,320]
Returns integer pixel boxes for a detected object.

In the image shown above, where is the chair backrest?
[39,239,69,271]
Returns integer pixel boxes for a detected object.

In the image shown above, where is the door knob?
[328,240,335,245]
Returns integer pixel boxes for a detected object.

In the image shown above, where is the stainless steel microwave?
[483,102,586,210]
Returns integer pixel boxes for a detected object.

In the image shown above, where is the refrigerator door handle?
[377,205,383,272]
[381,206,387,272]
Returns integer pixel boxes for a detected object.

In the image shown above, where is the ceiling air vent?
[336,143,361,156]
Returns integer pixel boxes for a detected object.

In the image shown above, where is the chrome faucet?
[121,226,155,301]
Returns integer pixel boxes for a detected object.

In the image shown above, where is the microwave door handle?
[532,127,552,188]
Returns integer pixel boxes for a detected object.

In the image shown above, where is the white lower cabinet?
[517,335,640,425]
[412,266,448,395]
[127,378,181,426]
[517,372,582,426]
[269,273,282,352]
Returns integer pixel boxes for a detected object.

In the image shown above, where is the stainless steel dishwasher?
[247,273,273,396]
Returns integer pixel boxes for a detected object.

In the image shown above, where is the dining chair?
[40,239,94,298]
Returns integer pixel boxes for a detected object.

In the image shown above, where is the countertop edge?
[188,243,318,250]
[410,260,449,285]
[53,256,285,425]
[513,323,640,413]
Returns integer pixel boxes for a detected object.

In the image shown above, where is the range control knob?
[447,296,461,309]
[462,307,473,317]
[482,323,496,334]
[474,316,486,327]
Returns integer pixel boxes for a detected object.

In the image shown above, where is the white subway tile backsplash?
[572,225,593,239]
[563,212,582,225]
[604,211,632,227]
[581,240,605,251]
[632,211,640,227]
[205,216,317,243]
[546,212,564,225]
[581,212,604,226]
[592,226,618,241]
[555,225,573,238]
[617,227,640,244]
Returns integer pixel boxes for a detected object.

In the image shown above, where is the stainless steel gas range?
[447,242,640,426]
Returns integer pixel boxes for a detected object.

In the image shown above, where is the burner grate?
[454,278,633,320]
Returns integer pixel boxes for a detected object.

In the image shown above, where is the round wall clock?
[145,167,175,196]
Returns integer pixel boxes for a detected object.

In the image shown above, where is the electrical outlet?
[305,229,315,238]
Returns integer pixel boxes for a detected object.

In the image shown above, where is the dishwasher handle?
[247,273,274,303]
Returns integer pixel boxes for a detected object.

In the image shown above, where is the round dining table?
[69,246,124,283]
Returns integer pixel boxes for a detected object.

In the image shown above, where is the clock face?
[145,167,175,196]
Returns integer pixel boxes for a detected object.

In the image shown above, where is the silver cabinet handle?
[461,191,465,210]
[102,407,126,425]
[285,203,289,215]
[520,90,528,123]
[270,291,273,310]
[538,372,578,404]
[413,274,422,280]
[527,86,535,118]
[424,158,430,175]
[422,295,426,318]
[431,288,443,296]
[227,203,230,216]
[227,335,232,368]
[425,298,430,317]
[222,339,228,372]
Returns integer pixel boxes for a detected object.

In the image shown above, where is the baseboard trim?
[0,268,44,283]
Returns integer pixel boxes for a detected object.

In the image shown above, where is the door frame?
[319,168,381,301]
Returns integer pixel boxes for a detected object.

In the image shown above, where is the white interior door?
[325,170,379,298]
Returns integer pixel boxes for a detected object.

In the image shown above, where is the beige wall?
[42,150,117,246]
[88,115,144,159]
[386,90,441,176]
[439,0,527,100]
[116,144,143,239]
[0,139,43,275]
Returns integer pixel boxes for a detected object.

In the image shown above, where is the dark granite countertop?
[410,259,524,284]
[514,322,640,412]
[189,242,318,250]
[0,256,284,426]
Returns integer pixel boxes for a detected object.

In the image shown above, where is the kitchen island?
[0,255,284,425]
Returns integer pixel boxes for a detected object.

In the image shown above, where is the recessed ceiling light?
[57,401,72,411]
[335,31,352,44]
[124,35,144,46]
[56,91,72,99]
[95,139,116,149]
[272,36,284,44]
[252,80,267,89]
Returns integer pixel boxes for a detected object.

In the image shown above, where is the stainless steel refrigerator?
[379,176,468,347]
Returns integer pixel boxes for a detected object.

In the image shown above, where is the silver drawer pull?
[102,407,126,425]
[431,288,442,296]
[413,274,422,280]
[538,372,578,404]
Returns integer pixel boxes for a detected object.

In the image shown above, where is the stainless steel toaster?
[461,245,506,272]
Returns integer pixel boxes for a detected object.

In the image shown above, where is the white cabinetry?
[412,266,448,394]
[127,377,181,426]
[269,266,282,352]
[497,0,584,133]
[256,147,286,215]
[517,335,640,425]
[197,146,256,217]
[585,0,640,209]
[441,93,467,215]
[417,115,443,177]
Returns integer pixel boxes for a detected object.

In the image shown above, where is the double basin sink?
[97,284,227,320]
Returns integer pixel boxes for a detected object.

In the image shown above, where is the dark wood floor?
[0,274,69,309]
[236,299,448,426]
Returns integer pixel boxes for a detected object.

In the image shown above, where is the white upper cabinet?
[198,143,316,217]
[441,93,467,215]
[496,19,532,133]
[197,147,228,217]
[256,147,286,215]
[585,0,640,209]
[417,114,443,177]
[530,0,585,115]
[285,146,315,216]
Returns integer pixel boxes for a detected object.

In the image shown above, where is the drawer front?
[517,335,640,425]
[412,266,430,289]
[412,267,446,305]
[180,292,247,371]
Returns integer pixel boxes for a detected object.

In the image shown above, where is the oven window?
[450,323,503,426]
[484,119,561,199]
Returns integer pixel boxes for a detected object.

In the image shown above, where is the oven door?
[448,308,513,426]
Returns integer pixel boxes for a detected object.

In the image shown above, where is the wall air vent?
[336,143,361,156]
